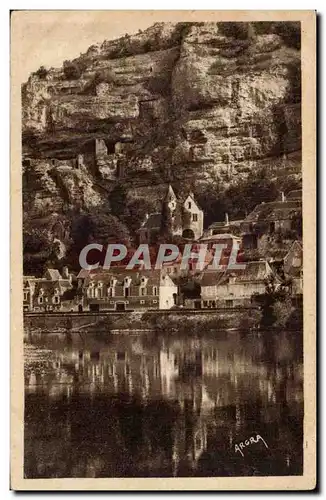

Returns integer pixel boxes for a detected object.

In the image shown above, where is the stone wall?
[23,307,259,334]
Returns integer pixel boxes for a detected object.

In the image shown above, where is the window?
[203,300,208,308]
[109,300,115,304]
[226,300,233,308]
[153,300,157,304]
[140,287,146,296]
[54,296,60,304]
[153,286,158,296]
[188,201,191,209]
[192,213,198,222]
[38,296,43,304]
[124,287,130,297]
[140,300,145,305]
[23,291,28,301]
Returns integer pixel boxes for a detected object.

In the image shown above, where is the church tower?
[161,185,182,238]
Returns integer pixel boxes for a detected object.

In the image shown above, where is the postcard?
[11,10,316,490]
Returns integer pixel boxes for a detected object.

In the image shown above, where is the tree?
[257,275,294,328]
[125,198,156,234]
[23,228,60,275]
[109,184,129,219]
[63,60,83,80]
[88,211,130,245]
[93,68,116,85]
[35,66,48,79]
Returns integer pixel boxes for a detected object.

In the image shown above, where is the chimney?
[281,191,285,202]
[225,213,229,226]
[62,266,72,283]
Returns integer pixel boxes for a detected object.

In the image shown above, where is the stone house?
[204,213,243,237]
[241,196,302,251]
[137,184,204,243]
[23,267,73,312]
[23,277,37,312]
[82,268,178,312]
[199,232,242,257]
[161,246,215,279]
[198,260,278,308]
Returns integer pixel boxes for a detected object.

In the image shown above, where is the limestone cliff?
[22,21,301,246]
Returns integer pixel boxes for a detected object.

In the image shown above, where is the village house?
[161,246,215,279]
[204,213,243,237]
[137,184,204,243]
[81,268,178,312]
[241,192,302,251]
[23,267,73,312]
[23,277,37,312]
[199,231,242,254]
[197,260,278,309]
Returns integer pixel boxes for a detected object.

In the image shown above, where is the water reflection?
[24,330,303,478]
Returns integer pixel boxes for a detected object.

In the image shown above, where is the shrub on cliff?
[35,66,48,79]
[72,210,130,247]
[273,22,301,50]
[63,59,87,80]
[93,68,116,85]
[146,75,171,96]
[23,228,60,275]
[218,22,251,40]
[125,198,156,233]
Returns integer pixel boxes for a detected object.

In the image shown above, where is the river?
[24,328,303,478]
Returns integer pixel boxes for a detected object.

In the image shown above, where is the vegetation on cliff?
[22,21,302,274]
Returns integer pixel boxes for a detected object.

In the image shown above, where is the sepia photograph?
[10,10,316,490]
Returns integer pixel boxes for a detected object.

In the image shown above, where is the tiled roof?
[243,200,302,224]
[199,233,240,242]
[84,269,170,287]
[200,261,274,287]
[208,220,242,231]
[231,261,273,282]
[77,269,93,279]
[199,271,225,287]
[34,278,72,295]
[44,269,62,280]
[286,189,302,200]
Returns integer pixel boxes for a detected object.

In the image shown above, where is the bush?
[219,22,250,40]
[35,66,48,79]
[63,59,87,80]
[146,76,171,96]
[252,22,274,35]
[93,68,116,85]
[273,21,301,50]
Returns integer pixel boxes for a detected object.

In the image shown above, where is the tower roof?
[164,184,177,202]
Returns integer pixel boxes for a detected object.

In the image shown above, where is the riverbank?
[24,307,261,334]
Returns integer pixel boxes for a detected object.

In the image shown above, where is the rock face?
[22,21,301,227]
